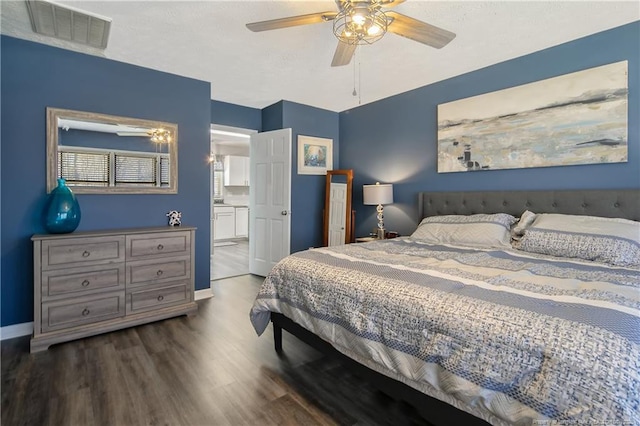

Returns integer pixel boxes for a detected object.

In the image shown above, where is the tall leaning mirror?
[47,107,178,194]
[323,169,354,246]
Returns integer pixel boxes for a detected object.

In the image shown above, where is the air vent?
[26,0,111,49]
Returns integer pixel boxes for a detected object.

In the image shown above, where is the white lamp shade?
[363,183,393,205]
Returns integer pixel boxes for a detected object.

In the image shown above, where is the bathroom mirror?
[46,107,178,194]
[323,169,354,246]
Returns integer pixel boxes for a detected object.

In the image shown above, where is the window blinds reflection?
[58,146,169,187]
[115,154,156,185]
[58,150,109,186]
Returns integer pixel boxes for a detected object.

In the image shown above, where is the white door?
[249,129,292,276]
[328,183,347,246]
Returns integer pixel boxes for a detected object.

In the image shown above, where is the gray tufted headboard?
[419,189,640,222]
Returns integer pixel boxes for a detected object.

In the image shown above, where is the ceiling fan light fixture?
[333,3,387,45]
[367,25,381,36]
[351,8,367,26]
[245,0,456,67]
[149,128,172,144]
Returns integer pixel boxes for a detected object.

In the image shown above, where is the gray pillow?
[411,213,516,248]
[516,213,640,268]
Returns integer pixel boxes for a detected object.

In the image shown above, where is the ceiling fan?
[246,0,456,67]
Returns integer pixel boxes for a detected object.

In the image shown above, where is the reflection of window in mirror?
[47,108,178,194]
[211,155,224,203]
[58,124,170,188]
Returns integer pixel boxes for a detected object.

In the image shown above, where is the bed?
[250,189,639,425]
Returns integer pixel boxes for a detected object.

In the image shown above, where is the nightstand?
[355,236,378,243]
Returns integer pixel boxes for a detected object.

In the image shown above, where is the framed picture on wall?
[297,135,333,175]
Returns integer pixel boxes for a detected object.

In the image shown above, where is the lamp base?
[375,203,386,239]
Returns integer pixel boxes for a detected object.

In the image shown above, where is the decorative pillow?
[410,213,516,248]
[511,210,537,241]
[516,213,640,267]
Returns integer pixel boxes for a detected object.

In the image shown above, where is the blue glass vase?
[44,178,81,233]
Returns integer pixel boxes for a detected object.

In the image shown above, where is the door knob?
[281,211,288,216]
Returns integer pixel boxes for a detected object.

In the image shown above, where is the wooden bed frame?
[269,188,639,425]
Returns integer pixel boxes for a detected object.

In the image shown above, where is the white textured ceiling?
[2,1,639,112]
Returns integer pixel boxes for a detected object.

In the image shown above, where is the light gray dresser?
[31,226,198,352]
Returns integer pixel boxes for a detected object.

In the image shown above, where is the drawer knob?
[157,244,164,251]
[82,251,91,258]
[157,295,164,301]
[156,270,163,276]
[81,308,90,316]
[81,280,90,287]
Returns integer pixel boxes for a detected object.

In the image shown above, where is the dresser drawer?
[41,292,125,332]
[126,231,190,260]
[128,282,189,314]
[126,256,190,286]
[41,236,125,270]
[42,264,125,299]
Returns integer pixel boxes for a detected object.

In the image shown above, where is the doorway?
[210,124,256,280]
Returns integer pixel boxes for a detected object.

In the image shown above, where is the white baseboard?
[1,322,33,340]
[195,288,214,300]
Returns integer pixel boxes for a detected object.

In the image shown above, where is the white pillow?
[411,213,516,248]
[516,213,640,267]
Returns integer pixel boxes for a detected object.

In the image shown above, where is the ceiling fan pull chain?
[352,45,358,97]
[358,47,362,105]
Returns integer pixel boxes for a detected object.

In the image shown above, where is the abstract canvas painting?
[437,61,628,173]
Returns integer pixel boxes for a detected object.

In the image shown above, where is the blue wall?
[1,36,212,327]
[211,99,339,255]
[3,22,637,328]
[263,101,340,253]
[340,22,640,237]
[262,101,284,135]
[211,100,261,130]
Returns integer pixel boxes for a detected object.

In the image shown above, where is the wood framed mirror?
[323,169,354,246]
[47,107,178,194]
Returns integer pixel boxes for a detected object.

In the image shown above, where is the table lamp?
[363,182,393,239]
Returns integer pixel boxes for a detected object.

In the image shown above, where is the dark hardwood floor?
[2,275,431,426]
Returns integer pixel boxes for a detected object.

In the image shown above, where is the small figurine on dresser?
[167,210,182,226]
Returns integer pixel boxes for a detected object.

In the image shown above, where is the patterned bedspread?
[250,239,640,425]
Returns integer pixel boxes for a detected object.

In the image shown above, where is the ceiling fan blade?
[335,0,405,10]
[380,0,407,8]
[385,11,456,49]
[246,12,337,32]
[331,42,357,67]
